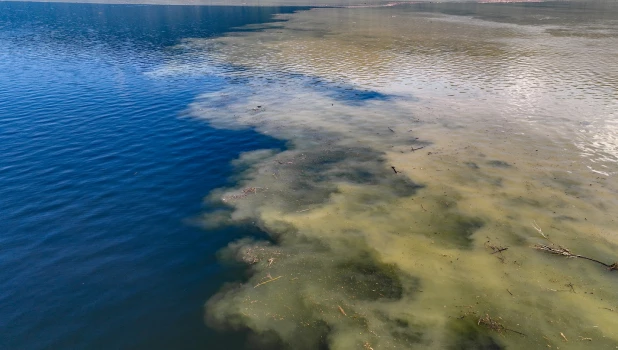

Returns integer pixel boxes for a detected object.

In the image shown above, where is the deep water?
[0,3,305,349]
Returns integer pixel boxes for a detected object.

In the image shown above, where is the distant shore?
[0,0,550,7]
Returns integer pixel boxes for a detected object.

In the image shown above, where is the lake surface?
[1,1,618,350]
[0,3,301,349]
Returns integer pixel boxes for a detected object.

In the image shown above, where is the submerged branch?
[478,314,526,337]
[532,222,617,272]
[484,239,508,263]
[254,275,282,288]
[534,244,617,271]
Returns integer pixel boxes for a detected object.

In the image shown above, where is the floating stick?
[338,305,347,316]
[534,244,617,271]
[532,222,617,271]
[254,276,282,288]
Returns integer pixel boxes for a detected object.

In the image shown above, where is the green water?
[158,1,618,349]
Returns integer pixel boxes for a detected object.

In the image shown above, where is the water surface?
[2,1,618,350]
[0,3,303,349]
[164,1,618,349]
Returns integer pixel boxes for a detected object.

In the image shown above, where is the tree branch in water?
[534,244,617,271]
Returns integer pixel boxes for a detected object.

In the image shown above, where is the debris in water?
[534,244,617,271]
[478,314,526,336]
[485,239,509,263]
[254,275,282,288]
[532,220,548,239]
[222,187,264,201]
[338,305,347,316]
[533,223,617,271]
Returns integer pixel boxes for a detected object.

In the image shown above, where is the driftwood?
[534,244,617,271]
[532,221,617,271]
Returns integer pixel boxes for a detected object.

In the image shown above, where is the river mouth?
[158,1,618,349]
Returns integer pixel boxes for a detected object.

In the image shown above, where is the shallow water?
[156,1,618,349]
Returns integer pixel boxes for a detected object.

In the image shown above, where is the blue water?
[0,3,306,349]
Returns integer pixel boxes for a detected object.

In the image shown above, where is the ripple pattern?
[0,3,293,350]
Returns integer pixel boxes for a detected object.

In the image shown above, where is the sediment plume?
[154,3,618,349]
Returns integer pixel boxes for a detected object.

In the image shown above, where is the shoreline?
[0,0,554,7]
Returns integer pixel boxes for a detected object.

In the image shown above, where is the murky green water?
[156,1,618,349]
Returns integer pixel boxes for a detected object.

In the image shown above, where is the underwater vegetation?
[150,2,618,349]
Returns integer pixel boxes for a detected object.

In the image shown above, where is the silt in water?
[153,2,618,349]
